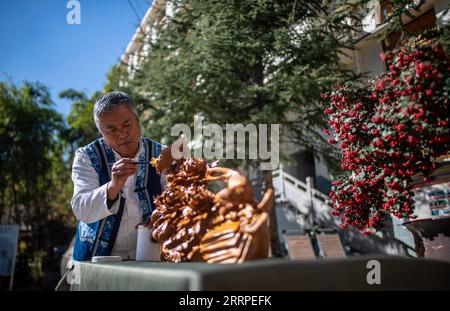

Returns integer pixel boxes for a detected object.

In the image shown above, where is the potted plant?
[322,31,450,261]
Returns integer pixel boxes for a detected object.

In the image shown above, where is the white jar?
[136,225,161,262]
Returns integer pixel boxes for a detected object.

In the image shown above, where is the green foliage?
[105,64,158,120]
[0,81,74,242]
[0,81,81,288]
[127,0,367,171]
[61,89,100,152]
[441,6,450,54]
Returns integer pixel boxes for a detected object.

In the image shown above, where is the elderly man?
[71,91,171,261]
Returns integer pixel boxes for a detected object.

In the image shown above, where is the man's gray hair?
[93,91,138,130]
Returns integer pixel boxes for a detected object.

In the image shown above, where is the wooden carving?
[149,157,274,263]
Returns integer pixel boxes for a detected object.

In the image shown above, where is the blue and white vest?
[73,137,162,261]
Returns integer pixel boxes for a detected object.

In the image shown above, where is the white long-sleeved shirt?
[71,140,165,260]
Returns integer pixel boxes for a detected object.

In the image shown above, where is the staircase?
[273,168,330,222]
[271,166,417,257]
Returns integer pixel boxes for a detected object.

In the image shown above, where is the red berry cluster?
[322,37,450,234]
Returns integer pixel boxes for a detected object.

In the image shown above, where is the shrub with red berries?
[323,35,450,234]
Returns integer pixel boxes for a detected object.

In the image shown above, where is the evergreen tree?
[60,89,101,155]
[126,0,368,256]
[0,82,74,285]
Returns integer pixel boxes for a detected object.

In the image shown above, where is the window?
[380,0,394,23]
[382,8,437,51]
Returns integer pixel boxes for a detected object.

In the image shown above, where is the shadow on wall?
[315,176,332,196]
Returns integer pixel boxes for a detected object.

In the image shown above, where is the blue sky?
[0,0,152,116]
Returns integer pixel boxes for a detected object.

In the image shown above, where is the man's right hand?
[107,158,137,201]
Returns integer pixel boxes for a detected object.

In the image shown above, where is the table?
[68,256,450,291]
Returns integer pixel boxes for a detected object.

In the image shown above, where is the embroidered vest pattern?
[73,137,162,261]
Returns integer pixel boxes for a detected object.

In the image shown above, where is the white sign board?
[284,235,316,260]
[0,225,19,277]
[316,234,346,258]
[413,182,450,217]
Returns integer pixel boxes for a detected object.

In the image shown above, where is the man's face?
[97,104,141,158]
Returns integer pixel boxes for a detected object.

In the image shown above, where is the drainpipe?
[306,176,315,228]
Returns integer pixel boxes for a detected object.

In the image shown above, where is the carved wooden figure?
[149,157,274,263]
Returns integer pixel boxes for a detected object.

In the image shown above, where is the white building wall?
[356,40,386,76]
